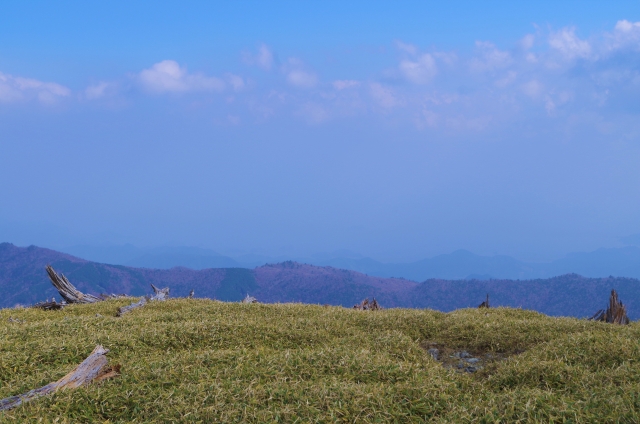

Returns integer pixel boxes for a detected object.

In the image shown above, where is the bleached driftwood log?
[0,345,119,412]
[46,265,101,304]
[116,297,147,317]
[116,284,170,316]
[589,289,630,324]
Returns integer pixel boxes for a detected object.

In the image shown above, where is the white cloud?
[333,80,360,90]
[243,44,274,70]
[544,95,559,115]
[421,109,439,128]
[139,60,225,93]
[615,20,640,32]
[495,71,517,88]
[226,74,245,91]
[0,72,70,104]
[433,51,457,66]
[445,116,491,132]
[396,41,418,55]
[470,41,511,71]
[287,69,317,88]
[607,20,640,51]
[522,80,543,98]
[84,81,118,100]
[297,102,328,123]
[256,45,274,70]
[370,83,400,108]
[424,92,459,105]
[400,53,437,84]
[521,34,535,50]
[548,27,592,59]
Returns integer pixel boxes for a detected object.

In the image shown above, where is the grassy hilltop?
[1,300,639,422]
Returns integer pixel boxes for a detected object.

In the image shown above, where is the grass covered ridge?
[1,300,639,422]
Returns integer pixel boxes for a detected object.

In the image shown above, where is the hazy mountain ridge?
[2,242,640,319]
[61,244,640,281]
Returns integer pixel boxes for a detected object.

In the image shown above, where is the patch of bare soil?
[422,341,524,376]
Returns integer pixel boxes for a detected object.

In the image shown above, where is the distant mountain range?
[2,242,639,320]
[62,243,640,281]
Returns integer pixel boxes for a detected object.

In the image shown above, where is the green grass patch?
[1,300,639,422]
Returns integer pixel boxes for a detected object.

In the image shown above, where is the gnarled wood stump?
[241,294,258,303]
[353,298,382,310]
[589,289,630,324]
[478,294,490,308]
[46,265,101,304]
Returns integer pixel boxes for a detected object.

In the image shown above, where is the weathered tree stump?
[46,265,101,304]
[0,345,119,411]
[241,294,258,303]
[353,298,382,310]
[589,289,630,324]
[478,294,490,308]
[150,284,170,301]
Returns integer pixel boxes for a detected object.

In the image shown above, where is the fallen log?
[33,298,66,310]
[116,297,147,317]
[46,265,101,304]
[116,284,170,316]
[0,345,119,412]
[588,289,630,324]
[98,293,129,300]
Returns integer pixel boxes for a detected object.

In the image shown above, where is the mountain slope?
[1,243,639,319]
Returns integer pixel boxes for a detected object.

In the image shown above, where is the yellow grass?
[1,299,639,422]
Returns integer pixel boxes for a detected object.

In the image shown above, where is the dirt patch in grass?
[422,341,524,376]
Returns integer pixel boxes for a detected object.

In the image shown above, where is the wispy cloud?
[370,83,400,108]
[470,41,512,72]
[139,60,225,93]
[396,41,419,56]
[287,69,317,88]
[0,72,70,104]
[243,44,274,70]
[283,59,317,88]
[399,53,437,84]
[84,81,119,100]
[332,80,360,90]
[7,19,640,134]
[226,74,245,91]
[548,27,592,60]
[607,20,640,51]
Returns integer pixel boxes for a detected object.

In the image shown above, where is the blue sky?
[1,1,640,261]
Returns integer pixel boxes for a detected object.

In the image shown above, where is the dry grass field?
[1,299,639,422]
